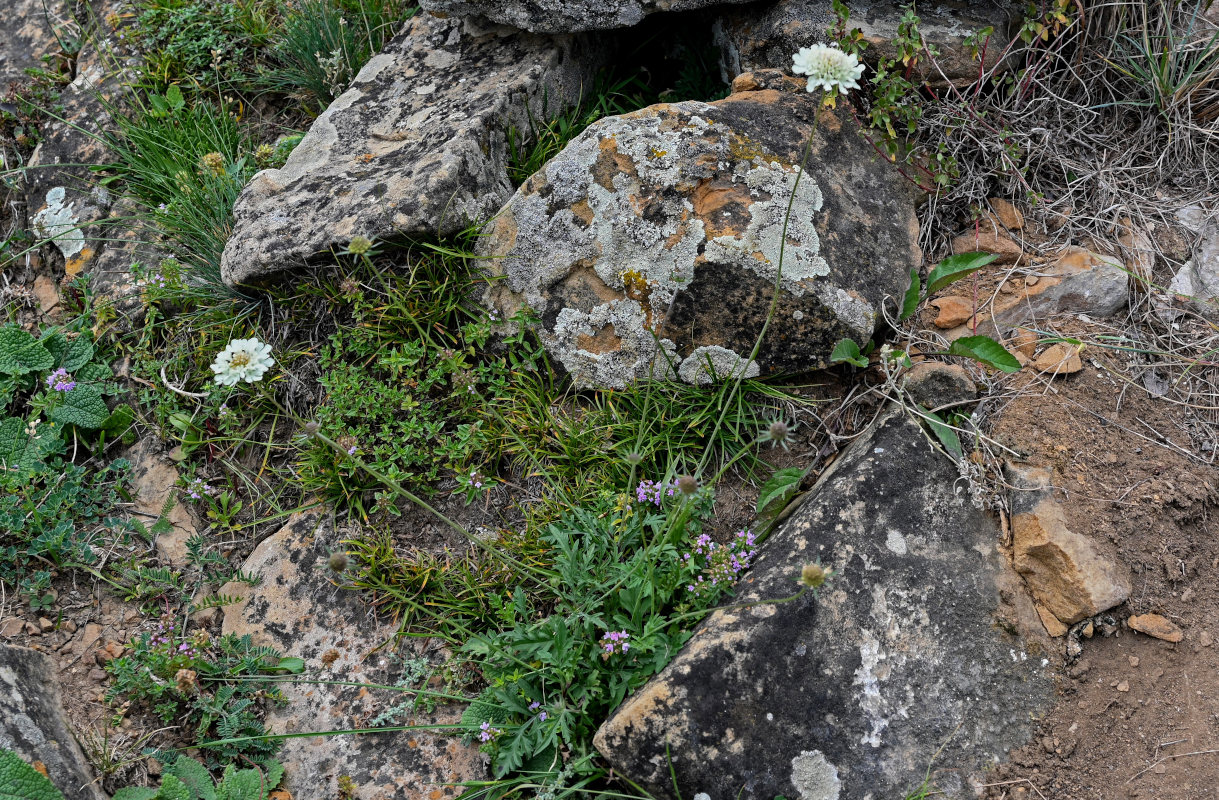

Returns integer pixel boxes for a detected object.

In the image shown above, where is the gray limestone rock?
[903,361,977,409]
[594,409,1053,800]
[715,0,1022,87]
[479,79,921,388]
[220,509,485,800]
[0,645,106,800]
[1,0,62,86]
[418,0,755,33]
[220,12,602,287]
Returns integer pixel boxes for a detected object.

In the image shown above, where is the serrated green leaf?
[900,267,921,320]
[49,384,109,429]
[947,335,1022,373]
[756,467,805,515]
[157,774,191,800]
[0,417,61,471]
[829,338,868,368]
[0,328,54,376]
[918,405,963,461]
[0,749,67,800]
[925,252,998,296]
[111,790,159,800]
[61,338,93,372]
[75,362,113,382]
[216,766,263,800]
[166,757,215,800]
[262,762,283,793]
[165,84,185,111]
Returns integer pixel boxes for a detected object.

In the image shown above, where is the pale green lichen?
[790,750,842,800]
[31,187,85,259]
[677,345,760,385]
[551,300,677,389]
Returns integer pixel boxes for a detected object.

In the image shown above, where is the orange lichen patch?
[32,762,48,777]
[65,246,93,276]
[691,179,750,239]
[269,790,293,800]
[570,198,594,226]
[429,791,444,800]
[321,648,340,667]
[592,138,638,191]
[575,324,623,355]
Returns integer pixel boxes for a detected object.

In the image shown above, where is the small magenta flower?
[185,477,217,500]
[635,480,668,506]
[478,721,501,742]
[45,368,76,392]
[600,630,631,656]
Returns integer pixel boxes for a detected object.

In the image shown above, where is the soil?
[981,328,1219,799]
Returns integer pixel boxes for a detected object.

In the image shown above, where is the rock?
[85,199,168,327]
[220,510,484,800]
[25,59,117,276]
[1036,605,1069,637]
[126,439,202,566]
[419,0,753,32]
[950,225,1024,264]
[0,0,60,86]
[1010,327,1037,358]
[715,0,1021,87]
[74,623,103,658]
[221,13,601,287]
[990,198,1024,230]
[1007,464,1129,625]
[945,248,1129,340]
[0,618,25,638]
[0,644,107,800]
[1168,216,1219,316]
[480,84,920,389]
[931,295,975,328]
[1127,614,1183,643]
[32,276,61,314]
[594,410,1052,799]
[1200,630,1214,647]
[37,618,53,633]
[903,361,976,408]
[1032,343,1083,375]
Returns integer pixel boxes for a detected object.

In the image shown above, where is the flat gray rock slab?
[418,0,755,33]
[220,12,599,287]
[220,510,485,800]
[1,0,59,86]
[594,410,1054,799]
[0,645,106,800]
[479,80,920,388]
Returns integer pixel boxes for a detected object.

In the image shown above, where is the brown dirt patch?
[982,330,1219,799]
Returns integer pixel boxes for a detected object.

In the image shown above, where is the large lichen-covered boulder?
[0,645,106,800]
[418,0,755,33]
[593,409,1054,799]
[715,0,1021,87]
[220,12,600,287]
[220,509,485,800]
[480,79,920,388]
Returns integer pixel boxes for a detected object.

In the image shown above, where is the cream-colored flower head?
[791,45,866,93]
[211,338,275,386]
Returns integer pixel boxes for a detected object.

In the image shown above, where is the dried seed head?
[303,421,321,438]
[758,419,796,450]
[624,451,644,466]
[676,474,699,496]
[328,551,349,573]
[800,563,830,589]
[175,668,198,693]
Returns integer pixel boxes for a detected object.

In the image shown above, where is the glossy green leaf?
[829,338,868,368]
[918,405,963,461]
[925,251,998,296]
[900,267,921,320]
[947,335,1022,373]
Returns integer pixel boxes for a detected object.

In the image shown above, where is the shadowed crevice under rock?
[594,409,1054,800]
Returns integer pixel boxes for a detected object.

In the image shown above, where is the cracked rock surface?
[479,75,920,388]
[594,409,1054,800]
[220,12,600,287]
[418,0,755,33]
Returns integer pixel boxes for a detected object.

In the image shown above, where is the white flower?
[210,338,275,386]
[791,45,866,93]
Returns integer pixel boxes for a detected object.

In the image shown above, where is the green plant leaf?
[215,766,263,800]
[829,338,868,368]
[917,405,962,461]
[101,404,135,437]
[0,417,61,471]
[925,251,998,296]
[0,749,67,800]
[75,362,113,382]
[49,384,109,429]
[947,335,1022,373]
[266,656,305,674]
[756,467,805,515]
[165,84,185,111]
[0,328,54,376]
[165,757,215,800]
[40,333,92,372]
[262,762,283,793]
[111,790,159,800]
[900,267,921,320]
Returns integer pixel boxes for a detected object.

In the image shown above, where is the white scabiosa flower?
[791,45,866,93]
[211,338,275,386]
